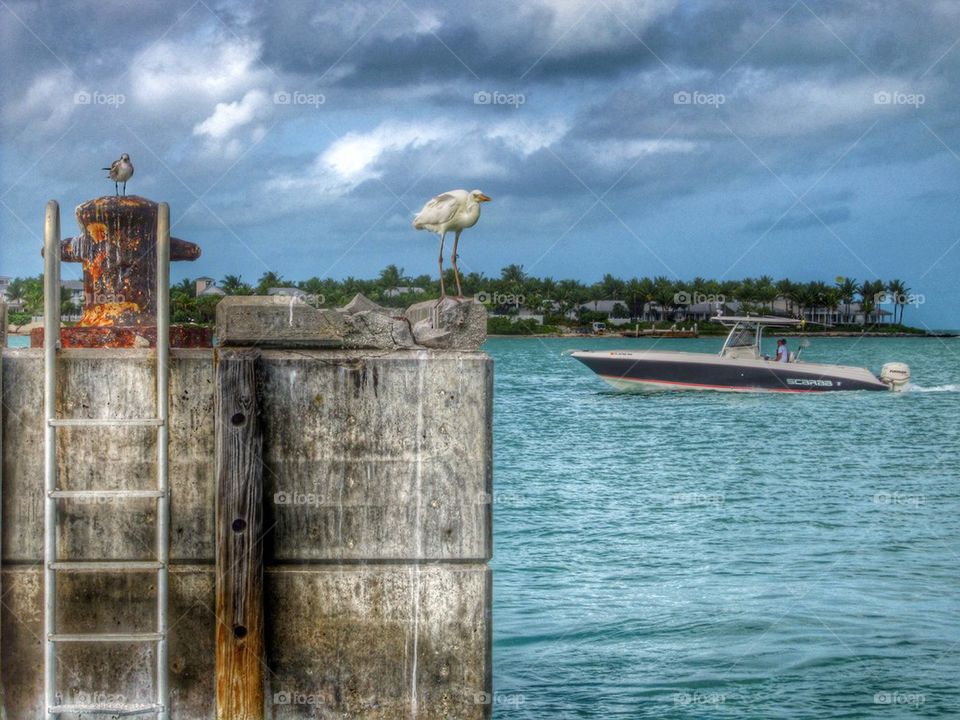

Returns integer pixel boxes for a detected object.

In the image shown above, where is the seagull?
[103,153,134,196]
[412,189,491,297]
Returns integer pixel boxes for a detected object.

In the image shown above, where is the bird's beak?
[477,193,492,202]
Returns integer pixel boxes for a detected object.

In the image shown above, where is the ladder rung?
[50,489,164,499]
[48,703,163,716]
[50,632,163,643]
[49,418,164,427]
[50,561,164,572]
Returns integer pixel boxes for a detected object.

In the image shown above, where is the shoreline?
[488,331,957,339]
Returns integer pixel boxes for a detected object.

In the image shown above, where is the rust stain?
[78,301,139,327]
[88,222,108,242]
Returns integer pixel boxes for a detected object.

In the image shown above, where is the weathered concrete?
[1,345,492,718]
[216,296,418,350]
[406,299,487,351]
[217,294,488,352]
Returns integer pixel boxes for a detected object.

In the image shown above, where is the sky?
[1,0,958,328]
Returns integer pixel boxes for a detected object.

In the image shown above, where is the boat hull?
[571,350,889,393]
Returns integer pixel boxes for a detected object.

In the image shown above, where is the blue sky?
[1,0,958,328]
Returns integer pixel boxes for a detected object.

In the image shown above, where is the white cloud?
[265,117,568,203]
[589,138,697,165]
[321,121,454,182]
[130,36,269,110]
[193,89,270,140]
[3,69,76,133]
[491,0,680,56]
[726,72,940,137]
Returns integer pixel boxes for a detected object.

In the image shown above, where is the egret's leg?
[115,181,119,196]
[451,230,463,297]
[437,232,446,299]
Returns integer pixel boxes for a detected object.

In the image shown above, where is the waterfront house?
[384,286,426,298]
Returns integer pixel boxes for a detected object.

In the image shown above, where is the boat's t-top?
[713,315,803,361]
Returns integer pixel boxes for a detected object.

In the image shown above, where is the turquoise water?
[5,335,29,348]
[488,336,960,719]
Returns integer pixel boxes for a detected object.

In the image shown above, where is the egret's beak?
[477,193,492,202]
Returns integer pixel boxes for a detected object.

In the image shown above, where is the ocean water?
[488,336,960,719]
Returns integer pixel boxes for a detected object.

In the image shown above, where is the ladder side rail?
[43,200,61,716]
[156,203,171,720]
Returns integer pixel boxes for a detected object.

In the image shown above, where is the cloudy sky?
[1,0,958,327]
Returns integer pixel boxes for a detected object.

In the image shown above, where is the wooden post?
[215,349,264,720]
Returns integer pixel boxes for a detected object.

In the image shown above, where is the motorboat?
[570,316,911,393]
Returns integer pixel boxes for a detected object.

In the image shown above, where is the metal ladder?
[43,201,171,719]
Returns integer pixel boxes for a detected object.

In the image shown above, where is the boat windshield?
[726,324,757,348]
[720,322,761,358]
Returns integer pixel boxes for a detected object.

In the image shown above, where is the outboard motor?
[880,362,911,391]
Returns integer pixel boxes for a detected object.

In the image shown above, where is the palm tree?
[651,276,676,322]
[857,279,885,327]
[755,275,777,314]
[5,277,27,308]
[887,279,908,325]
[378,264,405,288]
[809,281,829,323]
[822,287,840,325]
[256,271,284,294]
[835,276,857,325]
[776,279,797,316]
[599,273,625,300]
[173,278,195,297]
[220,274,252,295]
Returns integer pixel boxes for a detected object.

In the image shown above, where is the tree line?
[3,265,918,328]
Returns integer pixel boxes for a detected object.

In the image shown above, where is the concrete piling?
[2,291,493,717]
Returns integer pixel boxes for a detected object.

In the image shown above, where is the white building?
[267,287,307,298]
[384,286,425,298]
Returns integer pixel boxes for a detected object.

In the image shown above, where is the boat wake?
[905,383,960,393]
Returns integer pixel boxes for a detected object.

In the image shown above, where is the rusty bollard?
[31,195,213,348]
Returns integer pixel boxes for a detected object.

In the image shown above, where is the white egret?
[103,153,134,196]
[412,189,491,297]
